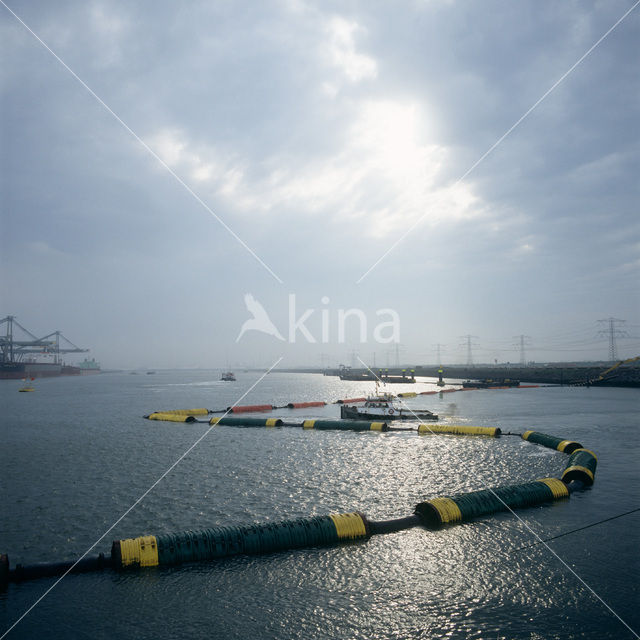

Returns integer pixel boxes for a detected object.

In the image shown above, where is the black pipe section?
[566,480,585,494]
[0,554,8,590]
[6,554,111,585]
[368,515,421,535]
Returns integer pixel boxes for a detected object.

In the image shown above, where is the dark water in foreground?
[1,371,638,640]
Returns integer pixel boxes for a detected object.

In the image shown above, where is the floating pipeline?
[153,384,543,417]
[1,427,596,587]
[335,397,367,404]
[2,477,585,586]
[562,448,598,486]
[150,382,542,418]
[302,419,388,432]
[146,414,387,430]
[227,404,274,414]
[111,512,369,569]
[209,417,283,427]
[206,417,387,431]
[521,430,583,454]
[417,424,501,437]
[150,408,209,416]
[415,478,570,528]
[145,414,502,437]
[146,412,198,423]
[156,402,330,415]
[2,427,596,587]
[1,513,373,586]
[519,432,598,486]
[286,401,327,409]
[4,553,111,582]
[144,417,580,452]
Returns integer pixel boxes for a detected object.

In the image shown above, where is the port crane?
[0,315,88,364]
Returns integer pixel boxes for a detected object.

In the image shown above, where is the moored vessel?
[18,376,36,392]
[77,358,101,374]
[340,386,437,421]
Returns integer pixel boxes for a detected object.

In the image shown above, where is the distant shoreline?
[275,364,640,388]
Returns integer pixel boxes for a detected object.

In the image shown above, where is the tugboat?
[221,372,236,381]
[338,365,375,381]
[340,383,437,421]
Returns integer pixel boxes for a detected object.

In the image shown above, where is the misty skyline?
[2,1,639,369]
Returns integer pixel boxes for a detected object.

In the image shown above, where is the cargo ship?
[1,316,98,379]
[77,358,101,374]
[0,359,101,379]
[0,362,63,379]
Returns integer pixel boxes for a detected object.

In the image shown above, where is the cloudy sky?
[1,0,639,369]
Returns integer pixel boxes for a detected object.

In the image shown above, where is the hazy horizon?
[2,1,638,370]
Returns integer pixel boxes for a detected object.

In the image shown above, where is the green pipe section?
[414,478,570,529]
[302,419,388,431]
[561,448,597,486]
[111,512,369,569]
[521,430,582,453]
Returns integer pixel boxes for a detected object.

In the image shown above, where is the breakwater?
[286,363,640,387]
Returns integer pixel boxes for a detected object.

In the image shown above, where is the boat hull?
[0,363,62,379]
[340,405,437,421]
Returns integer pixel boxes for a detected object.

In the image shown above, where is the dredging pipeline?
[1,428,596,587]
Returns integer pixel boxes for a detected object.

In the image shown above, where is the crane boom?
[597,356,640,381]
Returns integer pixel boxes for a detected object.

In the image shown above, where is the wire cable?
[516,508,640,551]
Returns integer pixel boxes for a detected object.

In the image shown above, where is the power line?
[597,318,628,361]
[432,343,445,367]
[459,335,479,366]
[513,335,532,365]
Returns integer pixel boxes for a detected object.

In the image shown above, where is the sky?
[1,0,639,369]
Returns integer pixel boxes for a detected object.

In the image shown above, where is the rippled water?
[1,372,638,639]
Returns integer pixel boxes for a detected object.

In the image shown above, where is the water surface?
[1,372,638,639]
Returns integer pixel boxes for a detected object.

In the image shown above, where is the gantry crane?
[0,316,88,364]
